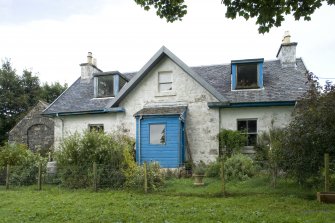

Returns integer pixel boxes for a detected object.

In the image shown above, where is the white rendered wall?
[54,57,220,163]
[220,106,294,133]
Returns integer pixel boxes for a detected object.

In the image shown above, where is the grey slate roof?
[134,106,187,117]
[43,50,309,116]
[43,77,114,115]
[193,58,308,103]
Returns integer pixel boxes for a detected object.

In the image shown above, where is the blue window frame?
[231,58,264,90]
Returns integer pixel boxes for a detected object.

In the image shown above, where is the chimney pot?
[282,31,291,44]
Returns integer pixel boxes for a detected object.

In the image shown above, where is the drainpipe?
[138,115,143,165]
[56,113,65,146]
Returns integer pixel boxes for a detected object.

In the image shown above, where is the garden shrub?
[224,153,255,181]
[218,129,247,157]
[205,159,221,178]
[126,162,165,191]
[55,130,136,189]
[0,143,46,185]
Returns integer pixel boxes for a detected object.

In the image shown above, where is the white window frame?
[158,71,172,92]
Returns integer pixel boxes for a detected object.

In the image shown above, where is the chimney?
[80,52,101,82]
[276,31,298,68]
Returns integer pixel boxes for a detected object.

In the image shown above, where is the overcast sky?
[0,0,334,86]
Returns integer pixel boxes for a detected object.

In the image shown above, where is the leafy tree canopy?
[282,73,335,184]
[134,0,334,33]
[0,60,67,144]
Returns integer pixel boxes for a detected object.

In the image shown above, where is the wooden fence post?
[93,162,97,192]
[38,162,42,190]
[221,160,225,196]
[6,164,9,190]
[325,153,330,192]
[144,162,148,193]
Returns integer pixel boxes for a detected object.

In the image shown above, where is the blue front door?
[136,115,184,168]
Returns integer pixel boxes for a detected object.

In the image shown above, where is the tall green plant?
[56,131,136,188]
[282,73,335,185]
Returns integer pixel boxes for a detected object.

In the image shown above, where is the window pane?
[236,64,258,89]
[248,120,257,133]
[97,75,114,97]
[248,134,257,146]
[237,120,247,132]
[159,83,172,91]
[89,125,104,132]
[159,72,172,83]
[119,76,127,90]
[150,124,166,144]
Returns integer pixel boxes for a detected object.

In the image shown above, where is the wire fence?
[0,161,135,191]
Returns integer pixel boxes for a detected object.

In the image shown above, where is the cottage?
[43,32,308,167]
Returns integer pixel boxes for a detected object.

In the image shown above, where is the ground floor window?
[150,124,166,144]
[237,119,257,146]
[89,124,104,132]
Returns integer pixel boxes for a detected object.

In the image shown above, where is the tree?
[40,82,68,103]
[282,72,335,184]
[134,0,334,33]
[134,0,187,23]
[0,60,67,144]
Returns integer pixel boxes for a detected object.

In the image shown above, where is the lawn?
[0,177,334,223]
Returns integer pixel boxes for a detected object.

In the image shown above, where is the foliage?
[193,161,207,175]
[282,73,335,185]
[256,127,286,187]
[134,0,334,33]
[0,143,46,185]
[55,131,136,188]
[0,60,66,144]
[218,129,247,158]
[224,153,255,181]
[205,158,221,178]
[39,82,68,103]
[134,0,187,23]
[126,162,165,191]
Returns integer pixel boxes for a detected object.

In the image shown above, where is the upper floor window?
[231,59,264,90]
[158,71,172,92]
[94,72,128,98]
[96,75,114,98]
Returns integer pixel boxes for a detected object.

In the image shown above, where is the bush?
[55,131,136,189]
[0,143,46,185]
[126,162,165,191]
[224,153,255,181]
[218,129,247,157]
[205,159,221,178]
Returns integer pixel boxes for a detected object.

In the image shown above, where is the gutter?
[42,107,125,117]
[208,101,296,108]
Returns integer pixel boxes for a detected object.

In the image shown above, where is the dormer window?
[94,72,127,98]
[97,75,114,97]
[231,58,264,90]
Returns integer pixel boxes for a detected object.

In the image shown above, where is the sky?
[0,0,334,86]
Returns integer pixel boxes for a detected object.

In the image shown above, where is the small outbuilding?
[8,101,54,152]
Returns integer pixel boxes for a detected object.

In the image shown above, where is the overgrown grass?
[0,176,334,223]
